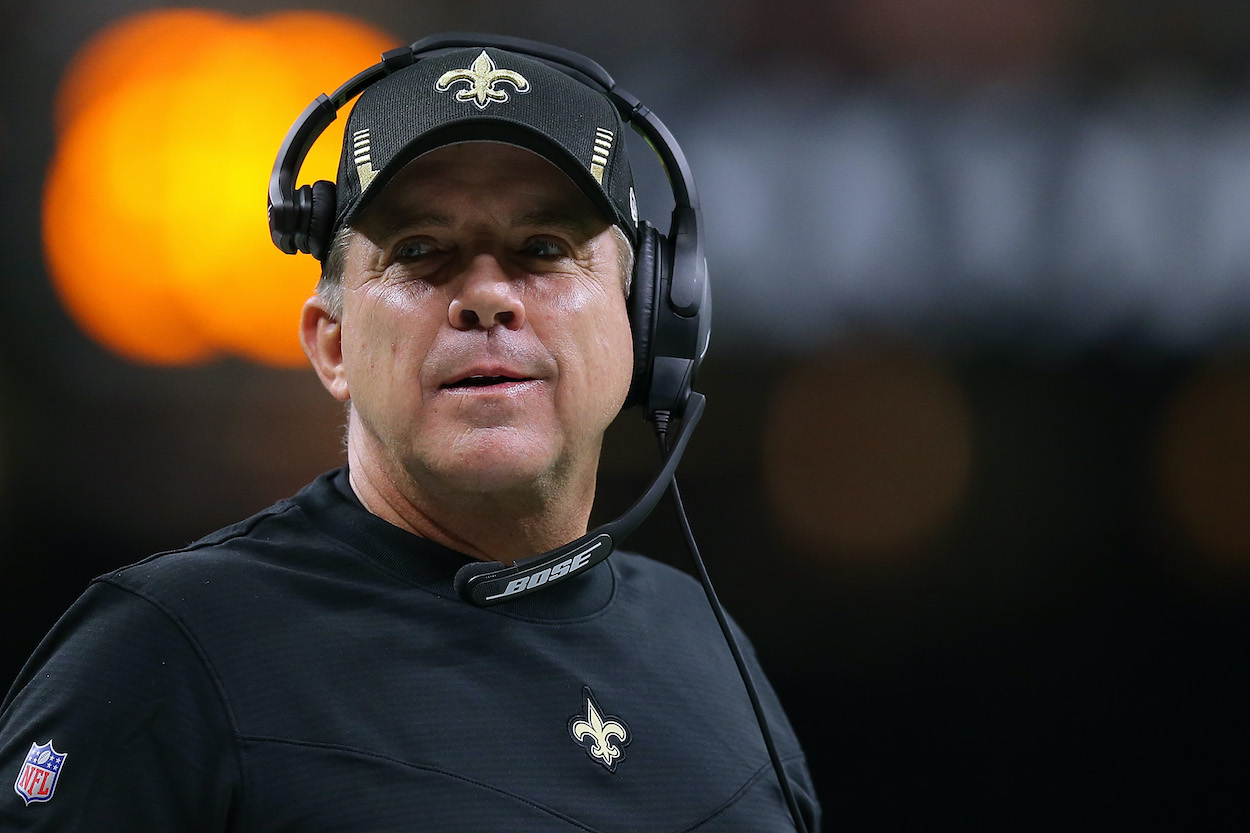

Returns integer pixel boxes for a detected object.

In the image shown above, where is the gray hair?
[315,224,636,320]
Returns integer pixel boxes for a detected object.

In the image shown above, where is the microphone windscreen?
[453,560,505,601]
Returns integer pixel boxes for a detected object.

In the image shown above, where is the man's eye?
[394,240,435,261]
[523,239,564,258]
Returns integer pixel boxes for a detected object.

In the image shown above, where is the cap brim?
[339,120,630,242]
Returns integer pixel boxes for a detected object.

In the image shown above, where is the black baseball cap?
[333,45,639,244]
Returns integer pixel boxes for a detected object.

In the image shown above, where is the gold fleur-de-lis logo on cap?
[568,687,630,772]
[436,50,530,110]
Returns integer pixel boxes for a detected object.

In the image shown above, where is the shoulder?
[101,471,346,605]
[61,472,366,678]
[610,550,706,601]
[0,577,242,829]
[606,550,773,672]
[5,486,318,707]
[608,550,754,635]
[1,476,344,750]
[103,498,303,593]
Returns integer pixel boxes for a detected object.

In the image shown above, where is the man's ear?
[300,296,350,402]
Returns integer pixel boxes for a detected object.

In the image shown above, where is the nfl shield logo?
[13,741,67,805]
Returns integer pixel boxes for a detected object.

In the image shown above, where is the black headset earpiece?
[626,221,661,410]
[302,180,338,261]
[268,31,709,420]
[278,179,336,261]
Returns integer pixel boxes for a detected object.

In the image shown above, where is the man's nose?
[448,254,526,330]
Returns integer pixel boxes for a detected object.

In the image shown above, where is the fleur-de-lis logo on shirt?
[435,50,530,110]
[568,687,630,772]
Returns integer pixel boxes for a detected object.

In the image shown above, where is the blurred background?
[3,0,1250,826]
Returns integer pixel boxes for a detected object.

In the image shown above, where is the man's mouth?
[442,374,531,389]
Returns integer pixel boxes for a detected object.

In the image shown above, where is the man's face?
[324,142,633,500]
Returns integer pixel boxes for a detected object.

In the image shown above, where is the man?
[0,38,819,831]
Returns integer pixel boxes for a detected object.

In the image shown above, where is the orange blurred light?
[43,10,395,366]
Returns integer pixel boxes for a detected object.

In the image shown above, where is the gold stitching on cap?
[353,129,377,191]
[591,128,614,184]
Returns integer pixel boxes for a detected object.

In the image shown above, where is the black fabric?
[0,470,819,831]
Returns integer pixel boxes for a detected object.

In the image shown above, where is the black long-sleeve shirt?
[1,469,818,831]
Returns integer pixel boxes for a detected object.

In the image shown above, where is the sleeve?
[0,579,241,831]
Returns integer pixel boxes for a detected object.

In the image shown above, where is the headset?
[269,34,808,830]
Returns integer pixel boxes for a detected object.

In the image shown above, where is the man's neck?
[344,426,597,565]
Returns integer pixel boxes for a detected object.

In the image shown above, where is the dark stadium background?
[2,1,1248,827]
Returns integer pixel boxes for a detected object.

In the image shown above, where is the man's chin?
[421,435,564,495]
